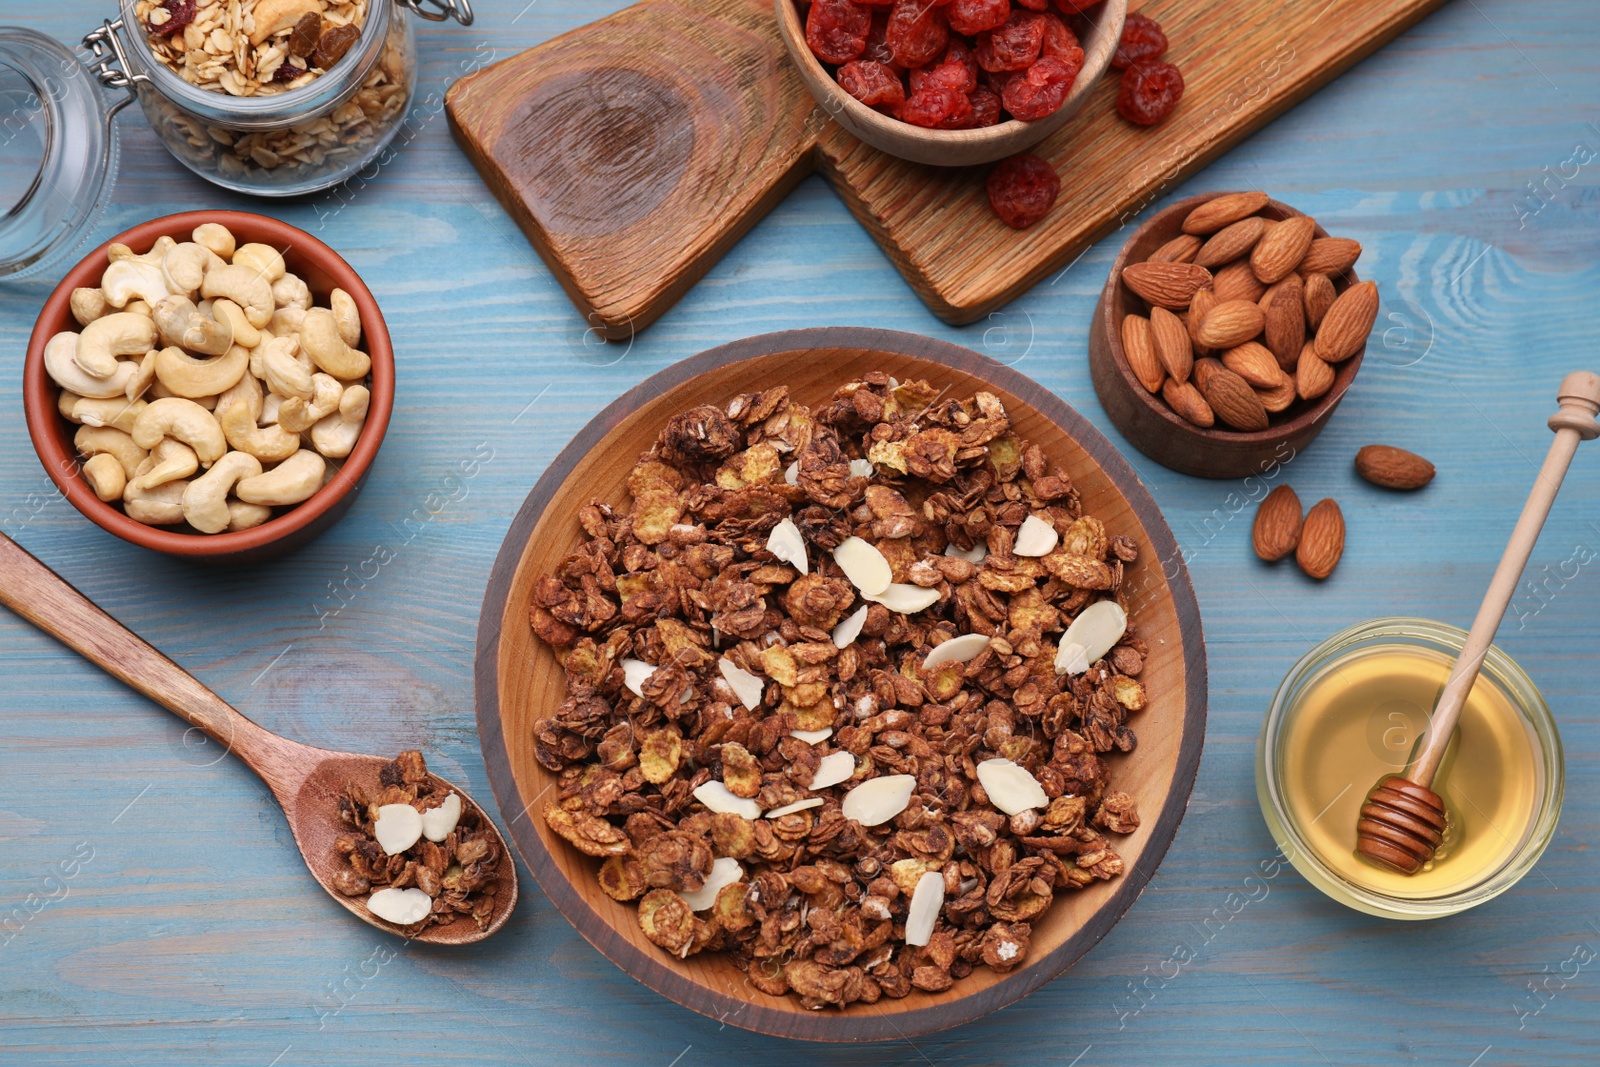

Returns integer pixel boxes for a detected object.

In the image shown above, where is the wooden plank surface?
[2,0,1599,1064]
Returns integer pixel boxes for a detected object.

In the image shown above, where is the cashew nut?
[231,242,286,281]
[219,400,301,462]
[260,393,284,425]
[235,448,325,506]
[70,288,108,326]
[277,373,342,433]
[129,439,199,491]
[201,264,274,328]
[43,332,137,398]
[161,241,222,295]
[183,451,262,533]
[214,366,263,423]
[123,475,189,525]
[82,453,126,502]
[123,299,154,318]
[154,296,233,356]
[328,288,361,347]
[108,236,175,266]
[227,500,274,531]
[299,307,370,380]
[132,397,226,465]
[212,298,260,348]
[101,259,171,309]
[154,343,248,399]
[71,396,147,433]
[310,384,368,459]
[74,425,148,480]
[259,335,313,400]
[192,223,235,261]
[271,272,311,311]
[57,390,83,420]
[126,349,158,402]
[267,304,304,338]
[76,313,157,380]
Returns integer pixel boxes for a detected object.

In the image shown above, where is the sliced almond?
[784,461,799,486]
[833,537,892,596]
[789,727,833,745]
[808,751,857,790]
[1012,514,1058,557]
[865,583,940,614]
[420,793,462,843]
[693,781,762,819]
[832,604,869,648]
[765,517,808,575]
[717,657,764,711]
[366,886,432,925]
[1053,600,1128,675]
[904,870,945,947]
[922,633,990,670]
[976,758,1049,816]
[622,658,656,698]
[944,542,987,564]
[374,803,423,855]
[680,857,743,912]
[765,797,824,819]
[840,774,916,827]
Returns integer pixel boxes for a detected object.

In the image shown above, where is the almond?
[1181,191,1270,235]
[1314,280,1379,363]
[1354,444,1435,490]
[1303,272,1336,330]
[1187,288,1220,357]
[1252,484,1302,561]
[1122,262,1213,310]
[1148,306,1193,383]
[1251,215,1317,284]
[1212,259,1266,304]
[1256,373,1297,413]
[1194,216,1267,269]
[1149,233,1202,264]
[1196,299,1266,349]
[1262,281,1307,369]
[1258,271,1303,314]
[1296,498,1345,579]
[1199,366,1270,431]
[1298,237,1362,276]
[1221,341,1283,388]
[1295,341,1335,401]
[1162,378,1213,427]
[1121,313,1165,393]
[1192,356,1225,392]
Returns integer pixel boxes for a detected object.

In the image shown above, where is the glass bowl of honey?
[1257,617,1563,919]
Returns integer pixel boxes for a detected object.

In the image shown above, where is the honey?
[1279,644,1540,899]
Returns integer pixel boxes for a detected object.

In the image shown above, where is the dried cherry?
[838,59,907,110]
[910,40,978,93]
[901,87,971,128]
[1001,55,1077,120]
[946,0,1009,37]
[1014,0,1048,10]
[861,12,898,66]
[1112,12,1167,69]
[986,153,1059,229]
[1051,0,1103,13]
[1038,13,1079,63]
[145,0,195,38]
[1116,59,1184,125]
[968,85,1003,127]
[806,0,872,65]
[974,10,1045,72]
[885,0,950,68]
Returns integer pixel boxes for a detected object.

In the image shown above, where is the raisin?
[287,12,322,58]
[986,153,1059,229]
[312,23,360,69]
[946,0,1009,36]
[838,60,907,110]
[807,0,872,64]
[861,12,898,66]
[974,10,1045,72]
[968,85,1003,127]
[1038,13,1079,62]
[1112,12,1167,69]
[145,0,195,38]
[273,59,304,83]
[900,87,970,128]
[1116,59,1184,125]
[885,0,949,68]
[1001,55,1077,120]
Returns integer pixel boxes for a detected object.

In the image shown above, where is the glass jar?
[1256,618,1564,920]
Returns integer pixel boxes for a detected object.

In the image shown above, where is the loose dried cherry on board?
[987,153,1060,229]
[900,86,970,128]
[974,10,1045,73]
[885,0,950,68]
[1001,55,1076,120]
[968,85,1003,127]
[837,59,908,110]
[146,0,196,37]
[805,0,872,65]
[1116,59,1184,125]
[946,0,1009,36]
[1112,12,1167,69]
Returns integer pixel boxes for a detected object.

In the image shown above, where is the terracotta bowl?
[775,0,1126,167]
[23,210,393,563]
[1089,193,1365,479]
[475,327,1207,1041]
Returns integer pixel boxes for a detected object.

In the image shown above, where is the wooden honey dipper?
[1356,371,1600,874]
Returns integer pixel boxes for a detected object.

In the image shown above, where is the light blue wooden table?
[3,1,1598,1063]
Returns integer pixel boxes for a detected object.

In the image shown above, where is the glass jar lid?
[0,27,120,280]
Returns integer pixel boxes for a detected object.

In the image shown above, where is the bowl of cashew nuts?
[23,210,393,561]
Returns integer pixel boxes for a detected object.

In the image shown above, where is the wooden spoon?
[1356,371,1600,874]
[0,531,517,943]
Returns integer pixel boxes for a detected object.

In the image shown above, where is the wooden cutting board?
[446,0,1446,338]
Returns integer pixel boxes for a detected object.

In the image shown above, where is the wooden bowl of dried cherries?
[476,327,1207,1040]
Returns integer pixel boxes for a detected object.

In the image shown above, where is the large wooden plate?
[475,328,1207,1040]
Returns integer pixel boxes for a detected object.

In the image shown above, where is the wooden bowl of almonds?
[1089,192,1374,479]
[476,328,1207,1040]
